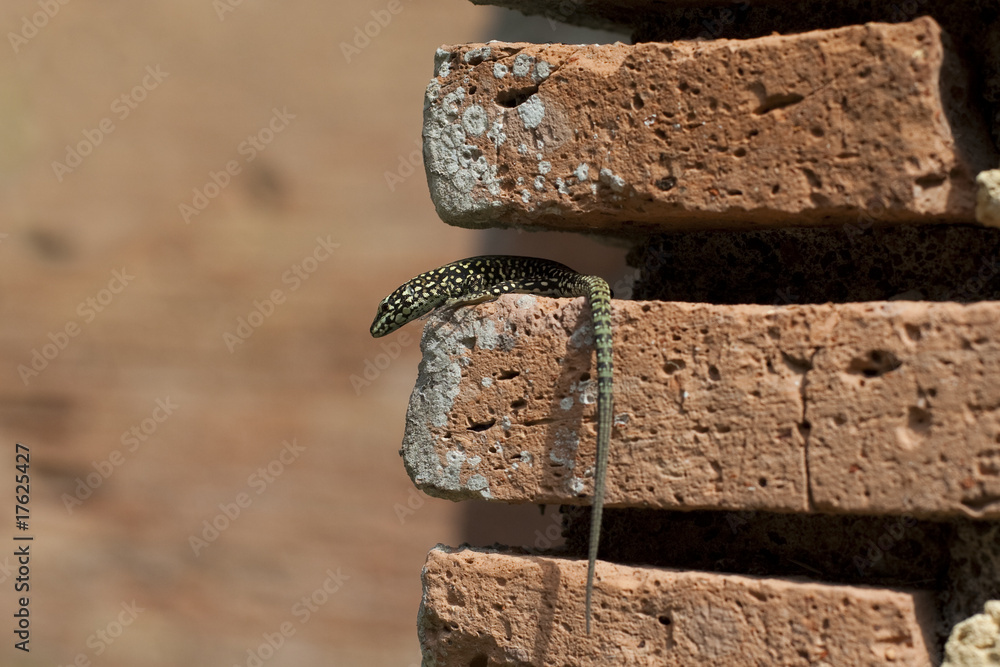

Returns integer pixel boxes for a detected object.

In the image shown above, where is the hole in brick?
[469,655,488,667]
[753,93,805,115]
[847,350,902,377]
[803,168,822,189]
[631,92,644,110]
[907,406,931,432]
[655,176,677,191]
[733,147,747,158]
[759,477,768,488]
[496,85,539,108]
[498,369,520,380]
[771,184,780,194]
[511,399,527,409]
[708,365,720,381]
[658,615,672,625]
[904,323,922,341]
[810,126,824,137]
[664,359,686,374]
[915,173,947,189]
[468,418,496,432]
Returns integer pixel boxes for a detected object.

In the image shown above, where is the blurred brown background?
[0,1,623,665]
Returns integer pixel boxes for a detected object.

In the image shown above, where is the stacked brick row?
[402,2,1000,664]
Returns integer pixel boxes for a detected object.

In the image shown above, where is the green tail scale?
[371,255,613,634]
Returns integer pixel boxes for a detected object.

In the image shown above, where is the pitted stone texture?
[942,601,1000,667]
[418,546,936,666]
[422,18,995,232]
[400,295,1000,518]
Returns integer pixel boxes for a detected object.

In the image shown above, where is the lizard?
[370,255,613,634]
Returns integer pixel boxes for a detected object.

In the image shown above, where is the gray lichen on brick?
[423,79,503,227]
[516,94,545,129]
[401,309,515,500]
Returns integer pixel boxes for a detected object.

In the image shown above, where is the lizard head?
[369,282,424,338]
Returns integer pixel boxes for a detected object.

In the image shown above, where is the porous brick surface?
[423,18,996,232]
[418,546,937,666]
[401,295,1000,518]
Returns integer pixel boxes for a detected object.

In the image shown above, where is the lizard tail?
[583,276,613,635]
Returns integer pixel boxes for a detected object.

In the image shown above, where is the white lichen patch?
[462,105,487,137]
[434,48,452,77]
[574,379,597,405]
[599,167,626,192]
[534,61,552,81]
[401,310,519,499]
[521,189,531,203]
[481,376,493,388]
[466,474,492,498]
[574,163,590,182]
[560,396,574,411]
[486,118,506,147]
[513,53,534,77]
[517,93,545,130]
[492,62,508,79]
[425,79,441,102]
[569,320,595,348]
[514,294,537,309]
[534,175,545,192]
[517,94,545,129]
[463,46,491,64]
[538,161,551,174]
[423,83,502,225]
[555,177,568,195]
[549,427,580,470]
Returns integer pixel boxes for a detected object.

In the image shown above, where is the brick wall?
[399,2,1000,665]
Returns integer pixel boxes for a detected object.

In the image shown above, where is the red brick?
[423,18,995,232]
[401,296,1000,518]
[419,546,937,665]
